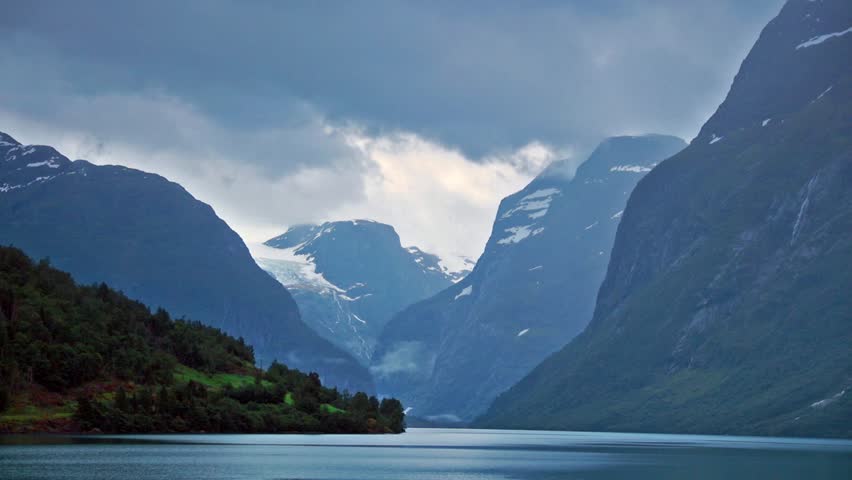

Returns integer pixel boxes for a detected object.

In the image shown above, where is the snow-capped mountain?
[254,220,465,364]
[372,134,686,422]
[0,131,374,393]
[1,132,75,192]
[404,246,474,284]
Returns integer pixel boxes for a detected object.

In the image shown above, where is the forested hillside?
[0,131,372,393]
[0,246,404,434]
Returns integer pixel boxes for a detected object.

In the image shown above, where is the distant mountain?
[372,134,686,422]
[255,220,469,364]
[0,132,372,393]
[478,0,852,438]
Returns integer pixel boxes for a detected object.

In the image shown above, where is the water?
[1,428,851,479]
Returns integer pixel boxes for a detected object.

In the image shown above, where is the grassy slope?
[1,368,349,432]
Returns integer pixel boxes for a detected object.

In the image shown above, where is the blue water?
[1,428,851,479]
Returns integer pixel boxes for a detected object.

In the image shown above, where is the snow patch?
[611,210,624,219]
[610,165,651,173]
[438,254,475,279]
[250,242,347,294]
[0,173,63,193]
[517,328,530,337]
[454,285,472,300]
[26,159,61,169]
[810,389,846,409]
[709,134,723,144]
[815,85,833,102]
[796,26,852,49]
[527,209,548,219]
[529,265,543,271]
[762,118,772,127]
[791,175,818,245]
[408,246,473,279]
[584,221,599,231]
[522,188,561,200]
[498,226,532,244]
[350,219,377,226]
[501,188,560,220]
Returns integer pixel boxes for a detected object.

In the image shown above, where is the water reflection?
[1,428,850,479]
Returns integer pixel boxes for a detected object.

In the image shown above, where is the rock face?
[477,0,852,438]
[372,134,686,422]
[255,220,465,364]
[0,133,373,393]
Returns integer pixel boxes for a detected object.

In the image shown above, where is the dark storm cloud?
[1,0,783,162]
[0,0,786,257]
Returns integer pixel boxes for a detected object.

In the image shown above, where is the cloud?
[0,0,784,258]
[0,93,546,259]
[0,101,364,240]
[370,341,436,379]
[331,129,563,261]
[424,414,463,424]
[1,0,783,157]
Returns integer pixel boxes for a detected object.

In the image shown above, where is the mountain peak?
[476,0,852,437]
[0,132,21,147]
[488,134,685,252]
[696,0,851,144]
[0,130,374,393]
[1,138,75,193]
[258,219,458,364]
[575,134,686,179]
[266,219,397,250]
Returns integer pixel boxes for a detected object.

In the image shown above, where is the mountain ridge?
[476,0,852,438]
[0,131,374,393]
[373,133,686,422]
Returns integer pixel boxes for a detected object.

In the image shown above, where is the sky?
[0,0,784,265]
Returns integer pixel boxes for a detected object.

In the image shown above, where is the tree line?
[0,246,404,433]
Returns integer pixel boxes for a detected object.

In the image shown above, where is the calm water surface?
[1,428,851,479]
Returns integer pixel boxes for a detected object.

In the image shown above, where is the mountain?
[0,246,404,434]
[372,134,686,422]
[477,0,852,438]
[0,132,373,393]
[254,220,468,364]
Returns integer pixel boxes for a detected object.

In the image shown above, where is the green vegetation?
[0,246,404,434]
[321,403,345,414]
[173,365,272,389]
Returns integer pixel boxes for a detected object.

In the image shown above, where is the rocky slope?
[373,134,686,422]
[477,0,852,438]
